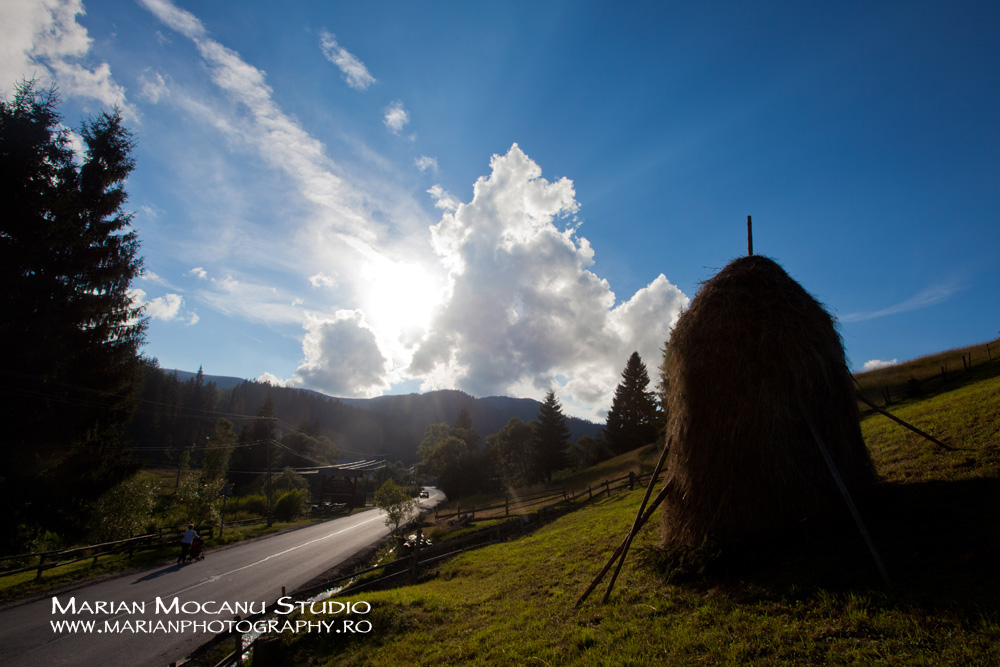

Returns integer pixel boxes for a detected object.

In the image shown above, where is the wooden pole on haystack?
[852,381,958,452]
[576,437,672,607]
[798,398,890,586]
[747,215,753,256]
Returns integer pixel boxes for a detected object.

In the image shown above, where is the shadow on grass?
[872,477,1000,612]
[645,477,1000,617]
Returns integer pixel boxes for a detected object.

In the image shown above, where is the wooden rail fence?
[0,525,215,581]
[173,469,653,666]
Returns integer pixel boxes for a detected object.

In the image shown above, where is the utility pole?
[267,418,280,527]
[266,437,274,527]
[219,482,231,537]
[747,215,754,256]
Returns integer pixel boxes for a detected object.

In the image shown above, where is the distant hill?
[155,369,602,463]
[169,369,246,390]
[334,389,601,444]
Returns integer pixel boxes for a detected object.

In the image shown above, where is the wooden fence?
[0,503,345,583]
[0,525,215,581]
[175,469,653,667]
[865,342,996,407]
[434,471,648,522]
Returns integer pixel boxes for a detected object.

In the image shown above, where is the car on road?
[419,489,429,498]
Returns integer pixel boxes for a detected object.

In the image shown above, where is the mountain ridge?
[164,369,603,461]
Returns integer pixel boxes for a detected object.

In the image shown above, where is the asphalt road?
[0,489,443,667]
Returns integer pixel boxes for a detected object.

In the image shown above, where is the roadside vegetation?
[270,348,999,666]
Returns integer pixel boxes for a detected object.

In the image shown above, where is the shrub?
[274,490,308,521]
[234,495,269,517]
[90,473,158,542]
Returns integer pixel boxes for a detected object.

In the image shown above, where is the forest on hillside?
[128,362,605,473]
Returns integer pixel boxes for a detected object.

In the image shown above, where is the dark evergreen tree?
[485,417,539,488]
[1,82,145,548]
[534,390,570,482]
[604,351,659,455]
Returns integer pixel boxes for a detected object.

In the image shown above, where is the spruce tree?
[1,82,146,546]
[534,390,571,482]
[604,351,659,454]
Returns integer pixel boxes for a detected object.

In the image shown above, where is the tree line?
[414,350,664,500]
[0,81,667,555]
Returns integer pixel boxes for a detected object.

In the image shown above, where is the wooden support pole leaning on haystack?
[576,437,672,607]
[798,398,890,586]
[747,215,753,256]
[854,389,958,452]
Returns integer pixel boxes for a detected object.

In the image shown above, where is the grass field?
[272,353,1000,666]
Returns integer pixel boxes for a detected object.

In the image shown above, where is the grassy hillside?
[853,338,1000,408]
[266,353,999,666]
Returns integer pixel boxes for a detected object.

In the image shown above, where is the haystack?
[660,255,876,549]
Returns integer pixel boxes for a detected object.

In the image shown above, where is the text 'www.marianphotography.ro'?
[1,1,998,665]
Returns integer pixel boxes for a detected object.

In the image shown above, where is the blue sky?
[4,0,998,420]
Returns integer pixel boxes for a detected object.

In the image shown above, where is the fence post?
[505,497,509,516]
[410,527,422,585]
[235,616,244,666]
[35,553,46,580]
[605,480,611,498]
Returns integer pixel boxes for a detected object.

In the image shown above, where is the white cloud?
[195,273,302,325]
[863,359,898,371]
[318,30,375,91]
[309,273,336,288]
[146,293,184,320]
[410,144,689,419]
[138,69,169,103]
[286,311,390,397]
[187,267,207,280]
[383,100,409,135]
[256,371,285,386]
[427,184,459,212]
[842,281,960,323]
[0,0,133,116]
[415,155,438,173]
[131,288,192,322]
[133,2,687,417]
[139,0,378,244]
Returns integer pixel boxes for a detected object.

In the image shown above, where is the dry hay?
[660,255,876,549]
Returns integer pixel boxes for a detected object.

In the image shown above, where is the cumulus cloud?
[138,68,169,103]
[130,288,196,323]
[0,0,132,115]
[383,100,409,135]
[309,273,336,288]
[863,359,898,371]
[187,267,207,279]
[286,311,389,397]
[256,371,285,386]
[318,30,375,91]
[145,293,184,320]
[427,184,459,212]
[409,144,688,419]
[415,155,438,173]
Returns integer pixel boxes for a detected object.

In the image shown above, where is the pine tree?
[1,82,146,546]
[604,351,659,455]
[535,390,571,482]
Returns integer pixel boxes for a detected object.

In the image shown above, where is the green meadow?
[275,349,999,666]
